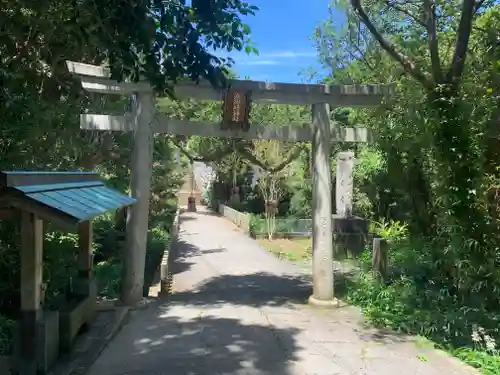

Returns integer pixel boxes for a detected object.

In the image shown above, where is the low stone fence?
[218,204,250,233]
[216,206,372,258]
[159,207,181,296]
[251,217,313,236]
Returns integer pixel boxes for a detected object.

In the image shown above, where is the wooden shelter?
[0,171,135,375]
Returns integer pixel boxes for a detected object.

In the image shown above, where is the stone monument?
[333,151,369,259]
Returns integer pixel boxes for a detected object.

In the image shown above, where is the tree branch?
[173,138,304,175]
[446,0,476,86]
[386,1,426,28]
[474,0,487,14]
[240,145,305,173]
[423,0,442,82]
[172,139,235,163]
[350,0,435,90]
[349,27,376,71]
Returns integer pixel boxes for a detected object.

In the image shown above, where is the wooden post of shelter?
[67,60,393,308]
[76,220,93,295]
[19,212,43,375]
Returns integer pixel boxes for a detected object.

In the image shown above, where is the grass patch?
[257,237,312,262]
[454,348,500,375]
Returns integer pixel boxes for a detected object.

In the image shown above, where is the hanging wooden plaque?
[221,87,252,131]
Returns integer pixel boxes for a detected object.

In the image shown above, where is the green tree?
[343,0,496,246]
[316,0,500,301]
[0,0,261,353]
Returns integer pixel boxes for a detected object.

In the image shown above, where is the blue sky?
[219,0,333,83]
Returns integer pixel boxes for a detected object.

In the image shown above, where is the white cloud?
[218,49,317,67]
[239,59,280,66]
[264,51,317,58]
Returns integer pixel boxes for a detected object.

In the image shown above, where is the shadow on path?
[170,238,226,276]
[87,295,302,375]
[122,314,301,375]
[86,209,481,375]
[170,272,311,307]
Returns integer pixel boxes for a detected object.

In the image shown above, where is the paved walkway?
[87,209,479,375]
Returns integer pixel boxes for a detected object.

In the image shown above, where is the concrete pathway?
[87,209,479,375]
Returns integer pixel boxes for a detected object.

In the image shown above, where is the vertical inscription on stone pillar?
[336,151,354,217]
[310,103,334,302]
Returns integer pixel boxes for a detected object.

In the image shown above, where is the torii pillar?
[121,92,155,306]
[308,103,338,307]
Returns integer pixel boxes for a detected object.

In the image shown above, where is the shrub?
[345,239,500,374]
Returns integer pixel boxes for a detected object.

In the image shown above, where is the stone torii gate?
[66,60,392,307]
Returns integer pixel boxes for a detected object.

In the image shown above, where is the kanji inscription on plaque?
[221,87,252,131]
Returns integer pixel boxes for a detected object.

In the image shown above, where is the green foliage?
[160,95,310,194]
[241,186,266,214]
[288,185,312,217]
[455,347,500,375]
[93,206,175,300]
[0,226,83,353]
[315,0,500,291]
[370,219,408,244]
[3,1,500,373]
[43,231,80,309]
[353,147,386,217]
[204,184,220,211]
[0,0,258,95]
[93,261,122,300]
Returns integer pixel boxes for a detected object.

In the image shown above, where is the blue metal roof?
[13,181,136,222]
[0,170,100,188]
[2,171,97,176]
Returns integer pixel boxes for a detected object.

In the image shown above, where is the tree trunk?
[428,90,488,254]
[408,156,436,237]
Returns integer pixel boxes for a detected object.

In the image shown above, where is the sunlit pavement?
[87,208,479,375]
